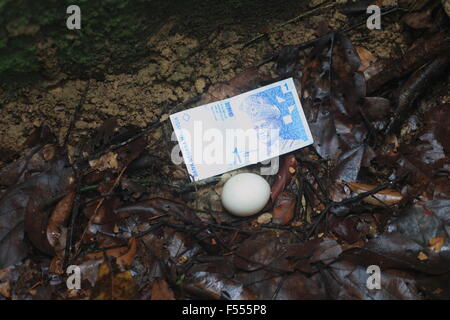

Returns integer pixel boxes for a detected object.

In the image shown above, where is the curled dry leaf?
[346,182,403,206]
[47,190,75,250]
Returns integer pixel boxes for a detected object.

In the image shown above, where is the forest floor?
[0,0,449,300]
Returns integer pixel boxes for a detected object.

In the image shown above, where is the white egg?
[221,173,271,217]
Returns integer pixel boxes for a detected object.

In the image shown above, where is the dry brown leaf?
[346,182,403,206]
[355,46,377,72]
[417,252,428,261]
[428,237,445,253]
[89,152,119,171]
[150,278,175,300]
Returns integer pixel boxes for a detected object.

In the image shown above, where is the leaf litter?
[0,3,449,300]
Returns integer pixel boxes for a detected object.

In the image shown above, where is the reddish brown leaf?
[271,155,298,203]
[47,190,76,250]
[272,192,296,225]
[150,278,175,300]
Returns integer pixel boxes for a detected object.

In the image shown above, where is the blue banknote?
[170,78,313,181]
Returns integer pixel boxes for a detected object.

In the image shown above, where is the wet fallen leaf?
[272,192,296,225]
[0,147,74,267]
[183,271,256,300]
[234,231,294,272]
[346,182,403,206]
[271,155,298,203]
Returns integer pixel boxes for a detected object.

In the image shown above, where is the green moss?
[0,37,39,73]
[0,0,306,93]
[0,0,167,90]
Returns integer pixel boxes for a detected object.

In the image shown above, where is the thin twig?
[64,80,90,146]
